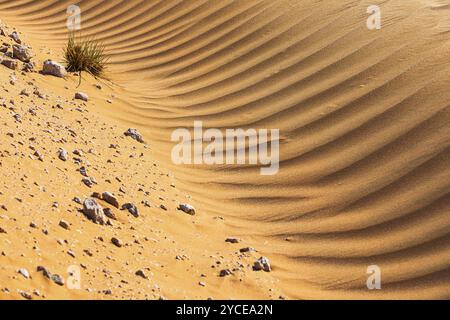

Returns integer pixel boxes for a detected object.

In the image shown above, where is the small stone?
[75,92,88,102]
[9,74,16,85]
[34,88,45,98]
[82,198,106,225]
[9,31,21,44]
[50,274,65,286]
[19,291,32,300]
[12,44,32,62]
[22,62,34,72]
[91,192,102,199]
[111,237,122,247]
[103,208,116,220]
[239,247,256,253]
[178,203,196,215]
[33,150,43,161]
[122,203,139,217]
[142,200,151,207]
[225,237,240,244]
[102,192,119,208]
[42,59,66,78]
[219,269,232,277]
[37,266,65,286]
[135,269,148,279]
[59,220,70,230]
[58,148,68,161]
[13,114,21,122]
[79,166,88,177]
[124,128,144,143]
[1,59,18,70]
[37,266,51,277]
[17,268,30,279]
[73,149,83,156]
[253,256,271,272]
[82,177,94,188]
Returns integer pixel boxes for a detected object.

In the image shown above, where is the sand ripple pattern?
[1,0,449,299]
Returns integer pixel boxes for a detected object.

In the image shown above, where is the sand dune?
[0,0,449,299]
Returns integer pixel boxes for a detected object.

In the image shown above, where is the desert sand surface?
[0,0,449,300]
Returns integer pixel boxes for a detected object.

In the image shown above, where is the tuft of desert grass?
[63,34,108,78]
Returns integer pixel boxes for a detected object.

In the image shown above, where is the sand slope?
[1,0,449,299]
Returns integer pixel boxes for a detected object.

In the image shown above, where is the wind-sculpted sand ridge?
[0,0,449,299]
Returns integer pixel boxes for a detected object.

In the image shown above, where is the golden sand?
[0,0,449,299]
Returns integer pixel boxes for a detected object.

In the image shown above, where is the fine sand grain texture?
[0,0,449,299]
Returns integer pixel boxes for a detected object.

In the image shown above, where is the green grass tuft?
[63,34,108,78]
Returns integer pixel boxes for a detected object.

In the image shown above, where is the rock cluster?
[0,20,278,300]
[253,256,271,272]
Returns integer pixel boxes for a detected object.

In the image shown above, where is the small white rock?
[17,268,30,279]
[75,92,89,102]
[42,60,66,78]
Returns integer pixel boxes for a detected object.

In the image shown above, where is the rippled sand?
[1,0,449,299]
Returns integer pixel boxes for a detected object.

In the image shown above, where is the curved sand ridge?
[1,0,449,299]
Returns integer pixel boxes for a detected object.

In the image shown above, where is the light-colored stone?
[111,237,122,247]
[9,31,21,44]
[58,148,68,161]
[178,203,196,215]
[12,44,31,62]
[82,198,107,225]
[75,92,88,102]
[17,268,30,279]
[124,128,144,143]
[42,60,66,78]
[253,256,271,272]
